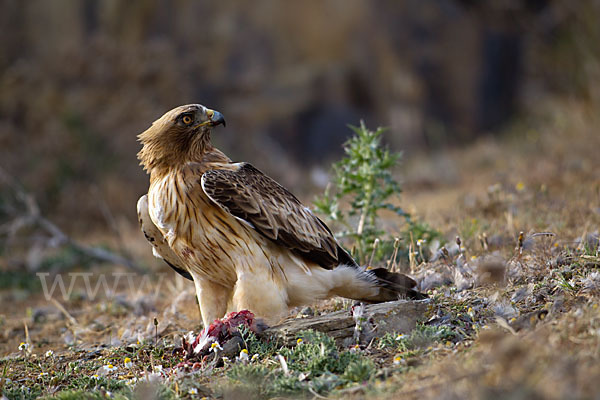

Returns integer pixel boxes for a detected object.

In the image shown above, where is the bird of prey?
[137,104,423,327]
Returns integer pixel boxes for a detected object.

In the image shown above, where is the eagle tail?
[365,267,427,301]
[329,264,426,302]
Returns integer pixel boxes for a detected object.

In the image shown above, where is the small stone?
[296,307,314,318]
[221,336,245,359]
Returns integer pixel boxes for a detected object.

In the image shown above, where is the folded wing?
[201,163,356,269]
[137,194,192,280]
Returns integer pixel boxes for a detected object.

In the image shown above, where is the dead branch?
[262,299,429,347]
[0,166,145,273]
[50,298,80,327]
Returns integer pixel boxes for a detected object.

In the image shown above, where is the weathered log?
[261,299,430,347]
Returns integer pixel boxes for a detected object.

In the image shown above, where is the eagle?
[137,104,423,328]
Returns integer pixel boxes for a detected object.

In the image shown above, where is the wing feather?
[201,163,354,269]
[137,195,192,280]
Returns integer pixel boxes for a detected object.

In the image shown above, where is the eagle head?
[137,104,226,172]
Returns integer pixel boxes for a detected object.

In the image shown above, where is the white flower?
[188,388,198,395]
[153,365,163,373]
[91,374,100,380]
[237,349,249,362]
[103,364,117,372]
[393,356,405,365]
[251,353,260,362]
[210,342,222,353]
[18,342,29,351]
[416,239,426,247]
[296,338,304,345]
[45,350,54,358]
[125,377,138,386]
[38,372,48,377]
[395,334,406,341]
[124,357,132,368]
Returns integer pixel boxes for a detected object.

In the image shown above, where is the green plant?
[408,324,457,348]
[377,324,457,353]
[314,121,440,264]
[283,330,366,376]
[313,122,407,264]
[342,358,376,383]
[223,330,376,398]
[238,324,277,358]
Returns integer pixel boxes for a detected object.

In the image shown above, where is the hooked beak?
[206,109,226,127]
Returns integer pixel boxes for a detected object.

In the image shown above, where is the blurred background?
[0,0,598,235]
[3,2,600,395]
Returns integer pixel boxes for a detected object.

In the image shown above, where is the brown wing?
[201,163,356,269]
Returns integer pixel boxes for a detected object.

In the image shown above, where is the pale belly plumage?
[147,172,262,286]
[143,170,378,325]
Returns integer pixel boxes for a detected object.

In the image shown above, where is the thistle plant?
[314,121,409,264]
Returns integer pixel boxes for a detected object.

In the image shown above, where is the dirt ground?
[1,98,599,399]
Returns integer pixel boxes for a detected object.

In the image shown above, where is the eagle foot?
[179,310,267,361]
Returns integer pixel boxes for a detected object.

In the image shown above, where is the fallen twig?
[50,298,79,327]
[0,166,145,272]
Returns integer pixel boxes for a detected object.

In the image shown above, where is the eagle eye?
[181,114,194,125]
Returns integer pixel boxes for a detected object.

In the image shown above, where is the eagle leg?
[190,272,232,328]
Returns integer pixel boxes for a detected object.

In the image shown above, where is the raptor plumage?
[137,104,423,327]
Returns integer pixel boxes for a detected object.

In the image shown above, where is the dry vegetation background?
[2,0,593,232]
[1,1,600,399]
